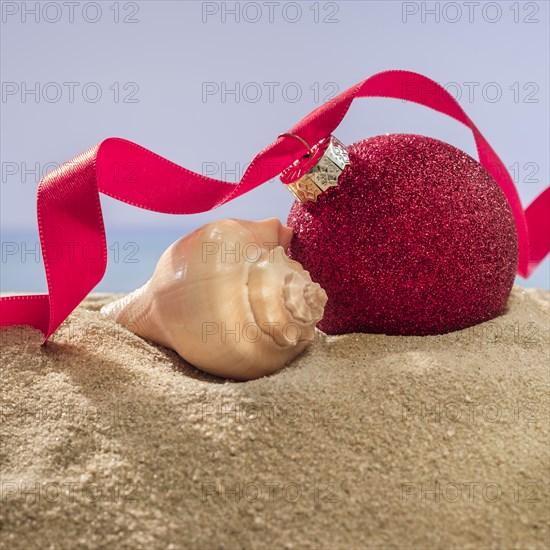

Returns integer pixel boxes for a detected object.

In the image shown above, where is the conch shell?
[100,218,327,380]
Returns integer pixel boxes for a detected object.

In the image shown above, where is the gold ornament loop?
[279,135,350,203]
[277,133,313,158]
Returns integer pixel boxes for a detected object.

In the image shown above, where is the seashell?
[100,218,327,380]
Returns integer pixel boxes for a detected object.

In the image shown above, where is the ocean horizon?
[2,227,548,294]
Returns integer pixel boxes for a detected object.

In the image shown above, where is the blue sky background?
[1,0,548,291]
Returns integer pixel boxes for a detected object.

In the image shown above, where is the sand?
[1,285,549,549]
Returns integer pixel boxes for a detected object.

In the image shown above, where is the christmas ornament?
[101,218,327,380]
[285,133,518,335]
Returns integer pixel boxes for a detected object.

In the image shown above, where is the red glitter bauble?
[287,134,518,335]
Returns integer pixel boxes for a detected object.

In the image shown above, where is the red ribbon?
[1,70,548,340]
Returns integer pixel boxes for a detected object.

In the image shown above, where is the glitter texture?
[287,134,518,335]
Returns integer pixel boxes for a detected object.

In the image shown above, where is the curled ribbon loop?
[1,70,548,340]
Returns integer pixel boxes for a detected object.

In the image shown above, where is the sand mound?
[1,286,549,549]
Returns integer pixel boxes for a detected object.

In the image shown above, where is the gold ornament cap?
[279,135,350,203]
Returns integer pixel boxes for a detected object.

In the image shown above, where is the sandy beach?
[1,285,548,549]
